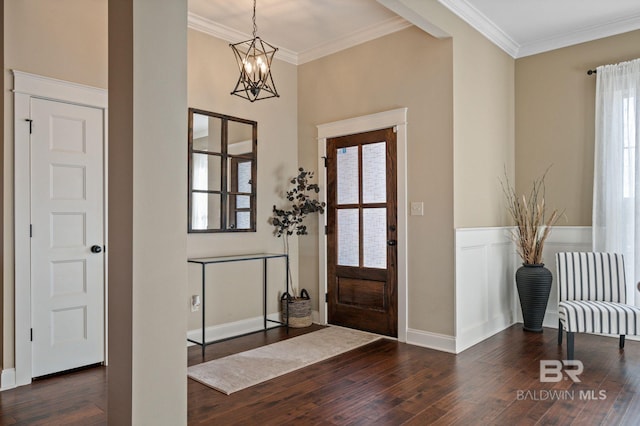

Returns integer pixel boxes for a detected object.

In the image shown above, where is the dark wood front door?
[327,127,397,337]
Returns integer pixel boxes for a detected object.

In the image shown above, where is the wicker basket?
[281,289,312,328]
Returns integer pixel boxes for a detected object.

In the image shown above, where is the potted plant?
[502,170,562,332]
[272,167,325,327]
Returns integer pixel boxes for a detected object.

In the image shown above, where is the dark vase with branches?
[272,167,326,298]
[502,169,562,332]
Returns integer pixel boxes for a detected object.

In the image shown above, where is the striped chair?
[556,252,640,360]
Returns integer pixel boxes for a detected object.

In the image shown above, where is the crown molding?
[377,0,450,39]
[517,12,640,58]
[437,0,519,57]
[187,12,298,65]
[437,0,640,59]
[298,16,412,64]
[188,12,412,66]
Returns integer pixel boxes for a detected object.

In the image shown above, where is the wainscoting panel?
[454,226,592,354]
[455,227,516,353]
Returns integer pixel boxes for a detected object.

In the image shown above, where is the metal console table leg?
[201,263,206,358]
[263,258,267,330]
[187,253,290,357]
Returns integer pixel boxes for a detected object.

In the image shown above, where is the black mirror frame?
[188,108,257,233]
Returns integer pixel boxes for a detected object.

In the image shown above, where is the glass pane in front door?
[362,142,386,204]
[337,208,359,266]
[363,208,387,268]
[337,146,359,205]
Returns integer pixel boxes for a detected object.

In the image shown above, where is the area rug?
[187,326,382,395]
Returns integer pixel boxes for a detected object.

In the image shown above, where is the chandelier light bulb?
[243,59,252,74]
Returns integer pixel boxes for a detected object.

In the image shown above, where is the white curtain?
[593,58,640,306]
[192,154,208,229]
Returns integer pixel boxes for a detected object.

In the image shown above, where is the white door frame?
[13,71,108,386]
[317,108,408,342]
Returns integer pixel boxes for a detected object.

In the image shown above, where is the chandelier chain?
[252,0,257,39]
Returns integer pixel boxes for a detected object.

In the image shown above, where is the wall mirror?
[188,108,257,232]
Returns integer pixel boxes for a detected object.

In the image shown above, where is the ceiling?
[188,0,640,64]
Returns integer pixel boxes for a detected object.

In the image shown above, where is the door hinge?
[30,224,33,238]
[393,125,397,133]
[322,156,328,168]
[25,119,33,134]
[325,293,328,303]
[30,328,33,341]
[324,225,328,235]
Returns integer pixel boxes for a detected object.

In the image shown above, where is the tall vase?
[516,264,552,332]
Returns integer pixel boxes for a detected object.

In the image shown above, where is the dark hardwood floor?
[1,324,639,425]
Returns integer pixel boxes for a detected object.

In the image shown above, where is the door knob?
[90,245,103,254]
[387,240,397,246]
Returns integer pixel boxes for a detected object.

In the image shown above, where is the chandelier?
[230,0,279,102]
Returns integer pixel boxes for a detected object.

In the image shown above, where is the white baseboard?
[455,311,514,353]
[406,328,456,354]
[1,369,16,391]
[187,310,321,345]
[543,310,559,329]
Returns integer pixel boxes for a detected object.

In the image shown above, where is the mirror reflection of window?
[192,155,208,229]
[229,157,252,229]
[188,109,257,232]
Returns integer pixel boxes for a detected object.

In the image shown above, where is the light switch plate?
[410,202,424,216]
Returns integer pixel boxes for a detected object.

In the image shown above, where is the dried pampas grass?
[501,170,562,265]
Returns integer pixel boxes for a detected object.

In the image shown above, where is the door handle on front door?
[90,245,103,253]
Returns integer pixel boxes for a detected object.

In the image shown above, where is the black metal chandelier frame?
[230,0,279,102]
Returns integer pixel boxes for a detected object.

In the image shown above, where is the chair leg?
[567,332,574,360]
[620,335,625,349]
[557,319,563,345]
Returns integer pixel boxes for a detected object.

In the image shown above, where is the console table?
[187,253,289,357]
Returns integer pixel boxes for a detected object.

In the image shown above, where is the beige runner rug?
[187,326,382,395]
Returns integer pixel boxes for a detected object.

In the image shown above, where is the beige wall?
[299,1,516,335]
[451,24,515,227]
[4,0,108,88]
[298,27,455,334]
[399,0,516,228]
[187,30,298,330]
[515,30,640,225]
[3,0,108,372]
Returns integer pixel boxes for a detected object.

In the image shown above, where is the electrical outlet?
[191,295,201,312]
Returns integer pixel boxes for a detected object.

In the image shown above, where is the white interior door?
[30,98,105,377]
